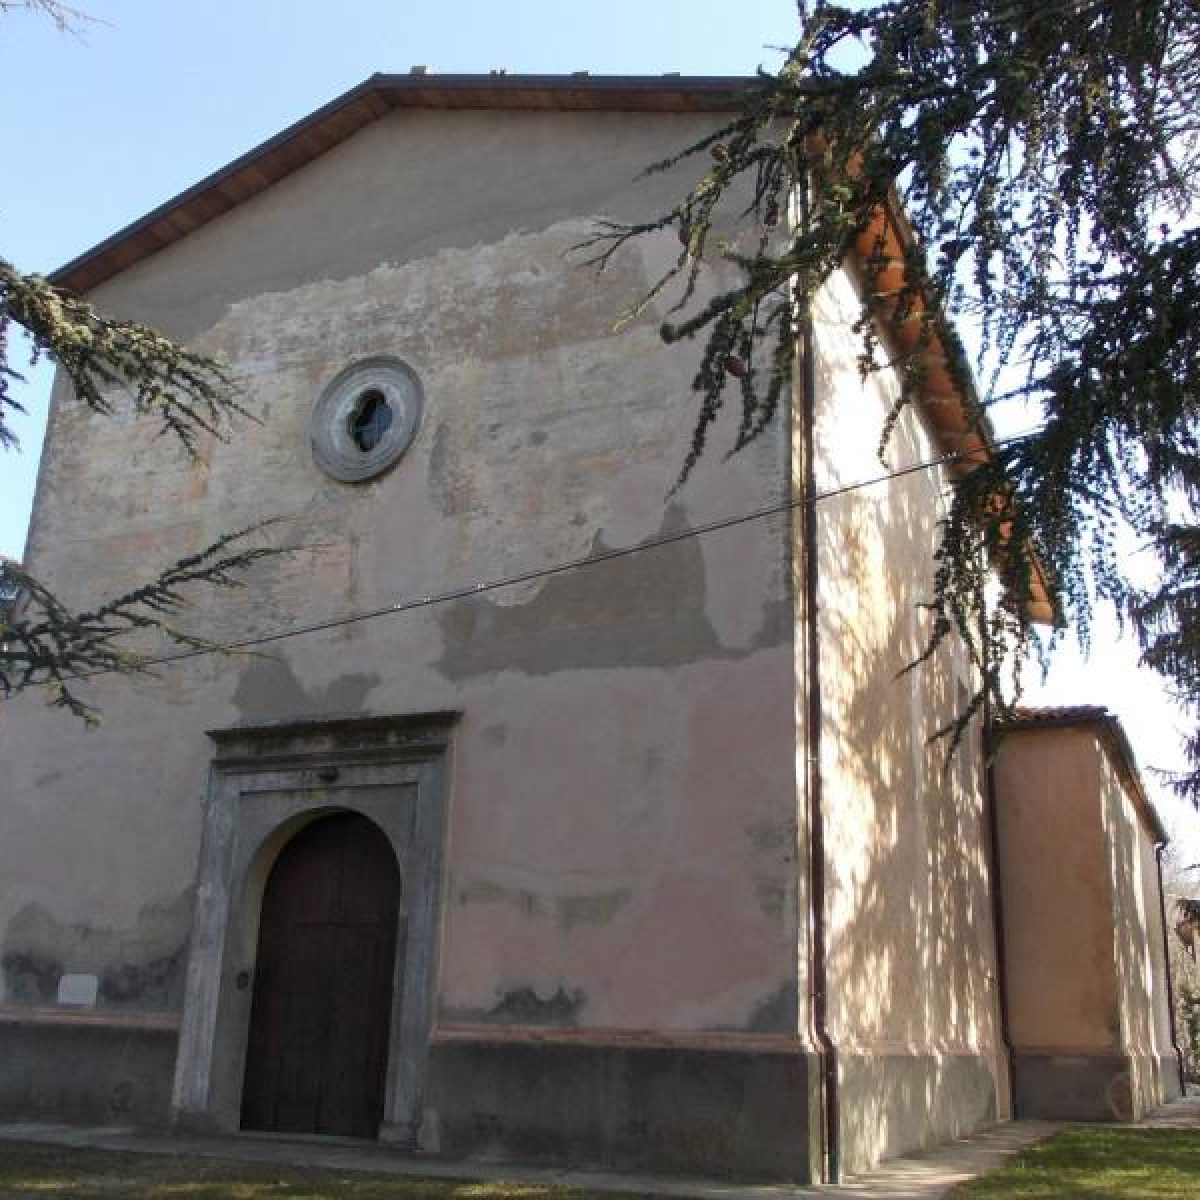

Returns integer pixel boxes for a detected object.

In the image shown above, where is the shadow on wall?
[810,340,1001,1172]
[1104,764,1174,1117]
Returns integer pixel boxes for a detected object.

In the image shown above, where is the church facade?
[0,75,1179,1182]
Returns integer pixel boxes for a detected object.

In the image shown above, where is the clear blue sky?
[2,0,1196,848]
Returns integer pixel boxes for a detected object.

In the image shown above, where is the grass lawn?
[0,1141,643,1200]
[950,1126,1200,1198]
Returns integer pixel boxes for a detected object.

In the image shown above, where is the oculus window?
[310,357,423,482]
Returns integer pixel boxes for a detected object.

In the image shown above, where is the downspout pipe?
[981,699,1018,1117]
[1155,841,1187,1094]
[798,177,839,1185]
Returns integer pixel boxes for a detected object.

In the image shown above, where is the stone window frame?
[171,712,456,1144]
[309,356,424,483]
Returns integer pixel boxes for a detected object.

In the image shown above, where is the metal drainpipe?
[798,175,839,1186]
[981,692,1018,1118]
[1155,841,1187,1094]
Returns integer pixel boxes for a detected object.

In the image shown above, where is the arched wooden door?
[241,811,402,1138]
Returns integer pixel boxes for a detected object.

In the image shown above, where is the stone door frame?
[171,713,455,1144]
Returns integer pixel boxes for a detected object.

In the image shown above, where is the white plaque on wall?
[57,973,99,1008]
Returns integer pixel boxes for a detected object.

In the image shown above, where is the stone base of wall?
[1012,1051,1174,1121]
[837,1050,999,1176]
[1153,1051,1185,1105]
[0,1015,177,1127]
[1131,1050,1184,1118]
[420,1034,823,1182]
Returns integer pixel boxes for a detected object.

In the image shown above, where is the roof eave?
[47,73,762,295]
[858,193,1056,624]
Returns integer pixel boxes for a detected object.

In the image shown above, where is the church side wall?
[808,268,1003,1175]
[0,109,815,1178]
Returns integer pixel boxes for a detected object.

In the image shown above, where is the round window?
[310,357,423,483]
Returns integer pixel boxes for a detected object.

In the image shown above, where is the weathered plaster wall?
[807,268,1002,1173]
[1,108,804,1131]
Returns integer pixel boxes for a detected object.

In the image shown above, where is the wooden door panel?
[241,812,401,1138]
[321,921,397,1135]
[274,924,336,1132]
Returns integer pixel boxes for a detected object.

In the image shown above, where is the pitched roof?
[47,73,759,295]
[45,70,1053,623]
[1005,705,1168,843]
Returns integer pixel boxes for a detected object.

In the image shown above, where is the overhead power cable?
[26,425,1042,684]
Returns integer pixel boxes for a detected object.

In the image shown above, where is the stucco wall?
[1,109,801,1059]
[994,730,1117,1055]
[994,725,1180,1120]
[1100,749,1180,1114]
[1138,829,1181,1101]
[808,268,1002,1173]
